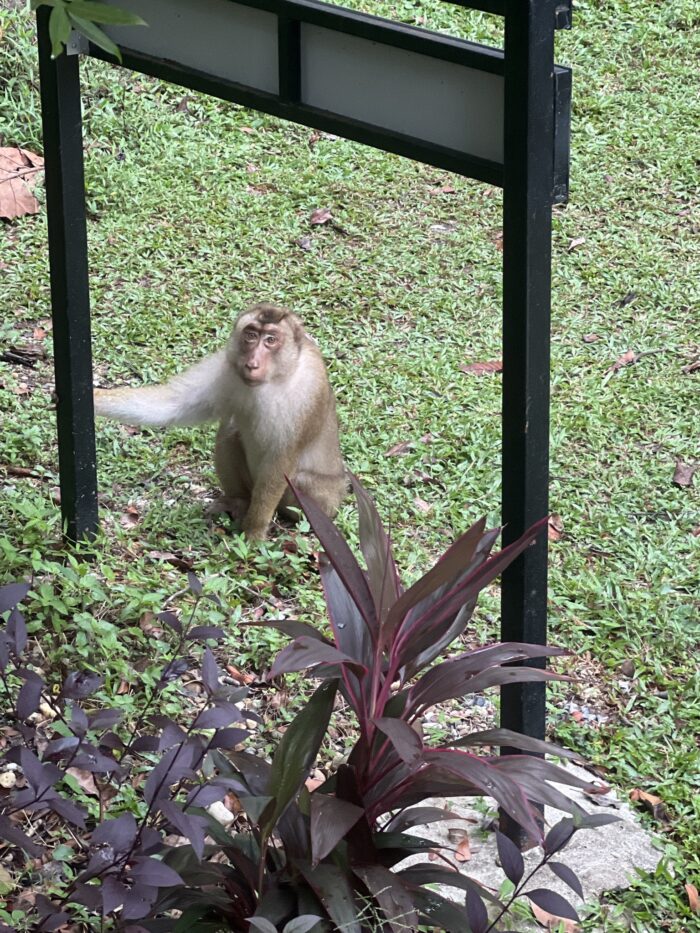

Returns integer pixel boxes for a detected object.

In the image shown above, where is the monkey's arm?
[94,351,231,427]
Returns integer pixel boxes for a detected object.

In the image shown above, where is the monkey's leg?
[282,468,349,520]
[214,424,252,524]
[243,465,291,540]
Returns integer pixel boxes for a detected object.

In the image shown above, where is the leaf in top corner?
[64,1,147,25]
[66,13,122,62]
[374,717,423,765]
[525,888,580,922]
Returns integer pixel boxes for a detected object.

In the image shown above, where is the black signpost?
[37,0,572,842]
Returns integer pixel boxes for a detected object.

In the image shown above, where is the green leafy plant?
[32,0,146,61]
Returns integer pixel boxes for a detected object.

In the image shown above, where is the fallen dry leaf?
[682,358,700,375]
[414,497,432,515]
[605,349,638,376]
[567,236,586,251]
[385,439,413,457]
[297,235,312,252]
[530,900,580,932]
[32,327,46,340]
[460,360,503,376]
[630,788,670,823]
[672,461,696,488]
[0,147,44,220]
[686,882,699,913]
[548,514,565,541]
[119,505,140,529]
[66,767,99,797]
[226,664,256,686]
[429,185,456,195]
[309,207,332,226]
[139,612,164,638]
[147,550,194,571]
[447,828,471,862]
[582,333,601,344]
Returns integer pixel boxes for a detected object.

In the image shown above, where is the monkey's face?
[232,321,290,386]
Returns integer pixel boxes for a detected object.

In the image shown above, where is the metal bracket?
[554,1,573,30]
[66,30,89,56]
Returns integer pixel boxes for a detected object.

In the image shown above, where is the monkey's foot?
[205,496,249,526]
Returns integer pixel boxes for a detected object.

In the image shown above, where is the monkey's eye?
[264,334,278,347]
[243,330,258,343]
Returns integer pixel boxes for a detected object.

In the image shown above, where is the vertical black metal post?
[499,0,557,841]
[37,10,98,541]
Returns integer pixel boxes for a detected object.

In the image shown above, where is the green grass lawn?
[1,0,699,928]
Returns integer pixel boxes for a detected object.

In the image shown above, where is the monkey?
[94,303,347,540]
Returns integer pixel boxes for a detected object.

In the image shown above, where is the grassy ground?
[1,0,699,928]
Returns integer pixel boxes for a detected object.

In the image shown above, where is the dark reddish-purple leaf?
[201,648,220,694]
[350,473,401,627]
[398,866,503,907]
[209,727,248,750]
[549,860,583,898]
[49,795,87,828]
[420,752,543,843]
[120,883,159,921]
[88,708,123,730]
[0,813,44,855]
[7,608,27,656]
[395,518,547,670]
[385,806,460,832]
[131,856,184,887]
[385,518,486,639]
[188,625,225,641]
[157,721,187,751]
[496,830,524,885]
[157,610,182,634]
[310,794,364,865]
[245,618,332,644]
[353,865,419,930]
[62,671,103,699]
[409,886,471,931]
[466,886,489,933]
[187,571,202,595]
[132,735,159,753]
[490,759,589,817]
[144,743,198,805]
[525,888,580,922]
[101,876,128,914]
[159,800,207,859]
[374,717,423,764]
[16,670,43,719]
[290,480,377,639]
[579,812,621,829]
[186,782,227,808]
[20,748,62,794]
[248,920,277,933]
[194,702,244,730]
[297,861,361,932]
[409,647,566,713]
[269,636,366,679]
[92,812,138,853]
[545,817,575,854]
[262,680,338,839]
[453,727,580,761]
[0,581,30,614]
[283,917,325,933]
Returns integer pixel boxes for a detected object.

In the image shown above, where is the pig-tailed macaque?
[94,303,347,540]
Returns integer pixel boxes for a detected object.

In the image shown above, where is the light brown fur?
[94,303,347,539]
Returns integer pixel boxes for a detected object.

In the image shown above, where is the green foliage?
[31,0,146,61]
